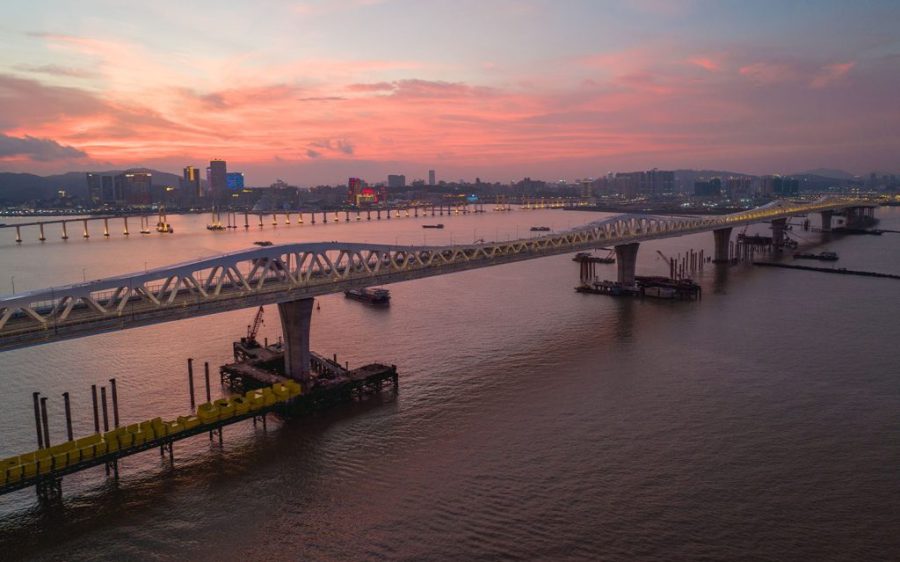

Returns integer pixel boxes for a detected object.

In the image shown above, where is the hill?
[0,169,190,204]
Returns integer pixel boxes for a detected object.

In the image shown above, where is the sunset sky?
[1,0,898,185]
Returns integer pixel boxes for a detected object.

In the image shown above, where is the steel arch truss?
[0,197,872,344]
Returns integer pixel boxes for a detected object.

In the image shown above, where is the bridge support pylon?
[615,243,639,286]
[278,298,314,382]
[820,210,833,232]
[771,218,787,249]
[713,227,732,263]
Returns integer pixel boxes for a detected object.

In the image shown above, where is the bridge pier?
[820,210,833,232]
[278,298,314,381]
[615,243,639,286]
[771,218,786,248]
[713,227,732,262]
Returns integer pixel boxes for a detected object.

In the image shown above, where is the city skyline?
[0,1,899,184]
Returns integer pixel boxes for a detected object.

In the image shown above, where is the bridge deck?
[0,197,874,351]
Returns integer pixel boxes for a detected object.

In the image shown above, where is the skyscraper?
[348,177,364,205]
[388,174,406,188]
[183,166,202,201]
[208,159,228,203]
[428,169,436,186]
[226,172,245,190]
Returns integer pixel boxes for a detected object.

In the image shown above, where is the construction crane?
[656,250,676,279]
[246,306,264,343]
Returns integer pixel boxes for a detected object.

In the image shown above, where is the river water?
[0,207,897,561]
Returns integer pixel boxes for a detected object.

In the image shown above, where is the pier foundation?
[278,298,314,381]
[820,210,833,232]
[771,218,786,248]
[615,243,639,286]
[713,227,732,263]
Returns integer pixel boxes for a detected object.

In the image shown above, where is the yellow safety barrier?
[232,396,250,416]
[213,398,235,420]
[151,418,167,438]
[197,402,219,424]
[177,415,202,430]
[272,383,290,401]
[284,380,302,397]
[139,421,156,440]
[104,431,119,452]
[245,390,266,411]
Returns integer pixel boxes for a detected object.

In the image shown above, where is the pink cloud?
[738,61,793,85]
[687,56,723,72]
[810,61,855,88]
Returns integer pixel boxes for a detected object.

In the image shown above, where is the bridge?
[0,197,877,374]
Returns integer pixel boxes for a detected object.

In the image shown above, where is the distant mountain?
[795,168,856,180]
[0,168,192,204]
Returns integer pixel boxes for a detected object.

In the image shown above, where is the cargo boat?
[794,251,838,261]
[530,226,551,231]
[422,224,444,229]
[344,287,391,305]
[573,251,615,264]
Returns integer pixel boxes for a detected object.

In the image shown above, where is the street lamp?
[10,275,14,295]
[82,268,86,283]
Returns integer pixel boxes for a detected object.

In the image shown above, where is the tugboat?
[344,287,391,305]
[422,224,444,229]
[793,251,838,261]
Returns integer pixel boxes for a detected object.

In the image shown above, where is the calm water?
[0,207,898,561]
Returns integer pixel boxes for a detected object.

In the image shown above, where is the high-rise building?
[428,169,436,186]
[208,159,228,203]
[612,169,674,196]
[388,174,406,189]
[87,173,118,205]
[694,178,722,197]
[183,166,202,201]
[122,171,152,205]
[226,172,245,190]
[348,177,364,205]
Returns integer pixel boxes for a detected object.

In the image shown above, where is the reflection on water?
[1,208,898,560]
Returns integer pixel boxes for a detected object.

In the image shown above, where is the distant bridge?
[0,197,877,356]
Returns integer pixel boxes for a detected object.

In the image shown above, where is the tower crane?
[246,306,265,343]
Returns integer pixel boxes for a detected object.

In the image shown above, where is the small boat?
[253,240,273,247]
[793,251,838,261]
[206,224,226,231]
[530,226,551,232]
[344,287,391,305]
[422,224,444,229]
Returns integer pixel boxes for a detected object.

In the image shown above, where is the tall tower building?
[428,169,436,186]
[208,159,228,203]
[183,166,202,201]
[348,177,364,205]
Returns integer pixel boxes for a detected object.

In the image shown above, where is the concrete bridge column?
[771,218,787,248]
[820,210,833,231]
[713,227,732,263]
[278,298,314,381]
[615,243,639,286]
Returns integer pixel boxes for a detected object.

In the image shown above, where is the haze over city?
[2,0,899,185]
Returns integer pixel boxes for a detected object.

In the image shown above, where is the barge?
[344,287,391,305]
[794,251,838,261]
